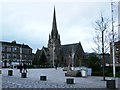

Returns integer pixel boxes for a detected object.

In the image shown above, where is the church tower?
[48,7,61,67]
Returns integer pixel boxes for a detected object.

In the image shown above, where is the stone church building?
[34,7,85,67]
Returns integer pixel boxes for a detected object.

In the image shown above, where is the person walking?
[23,63,27,73]
[55,63,58,70]
[19,64,23,73]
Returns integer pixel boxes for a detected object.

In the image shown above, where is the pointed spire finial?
[51,6,58,39]
[53,6,57,29]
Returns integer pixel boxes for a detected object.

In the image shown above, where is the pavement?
[1,68,120,88]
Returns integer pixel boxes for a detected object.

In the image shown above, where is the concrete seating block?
[63,67,69,71]
[8,70,13,76]
[21,73,27,78]
[66,78,74,84]
[40,76,47,81]
[0,70,1,74]
[106,80,116,89]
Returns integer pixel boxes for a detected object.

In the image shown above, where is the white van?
[10,62,19,68]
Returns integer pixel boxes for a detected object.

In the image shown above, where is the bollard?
[8,70,13,76]
[21,73,27,78]
[66,78,74,84]
[40,76,47,81]
[106,79,116,89]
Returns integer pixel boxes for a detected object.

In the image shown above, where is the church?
[34,7,85,67]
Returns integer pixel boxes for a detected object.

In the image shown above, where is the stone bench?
[66,78,74,84]
[8,70,13,76]
[21,73,27,78]
[65,70,81,77]
[40,76,47,81]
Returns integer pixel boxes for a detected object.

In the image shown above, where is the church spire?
[51,6,58,39]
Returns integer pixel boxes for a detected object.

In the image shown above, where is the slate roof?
[0,41,32,49]
[42,47,49,52]
[61,42,84,56]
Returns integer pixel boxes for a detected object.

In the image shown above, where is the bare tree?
[92,14,110,54]
[92,13,117,55]
[92,13,111,81]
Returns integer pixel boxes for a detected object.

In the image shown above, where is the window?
[7,54,11,59]
[25,55,27,58]
[28,49,31,54]
[116,47,119,51]
[20,47,22,54]
[116,47,119,54]
[15,47,17,50]
[2,53,5,59]
[2,47,5,51]
[13,54,17,58]
[13,47,17,52]
[29,55,31,60]
[7,47,11,52]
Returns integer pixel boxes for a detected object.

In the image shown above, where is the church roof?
[61,42,84,56]
[42,47,49,52]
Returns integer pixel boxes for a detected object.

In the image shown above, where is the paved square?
[1,68,120,88]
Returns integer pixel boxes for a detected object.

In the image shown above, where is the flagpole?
[111,1,116,79]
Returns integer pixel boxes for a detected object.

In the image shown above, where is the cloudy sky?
[0,0,119,53]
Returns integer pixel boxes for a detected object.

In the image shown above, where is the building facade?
[1,41,32,67]
[110,41,120,67]
[118,1,120,41]
[34,7,85,67]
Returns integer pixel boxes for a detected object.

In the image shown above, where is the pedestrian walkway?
[0,73,2,90]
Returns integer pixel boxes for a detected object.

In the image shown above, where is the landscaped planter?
[65,70,81,77]
[63,67,69,71]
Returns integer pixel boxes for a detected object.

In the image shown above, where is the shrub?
[92,71,102,76]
